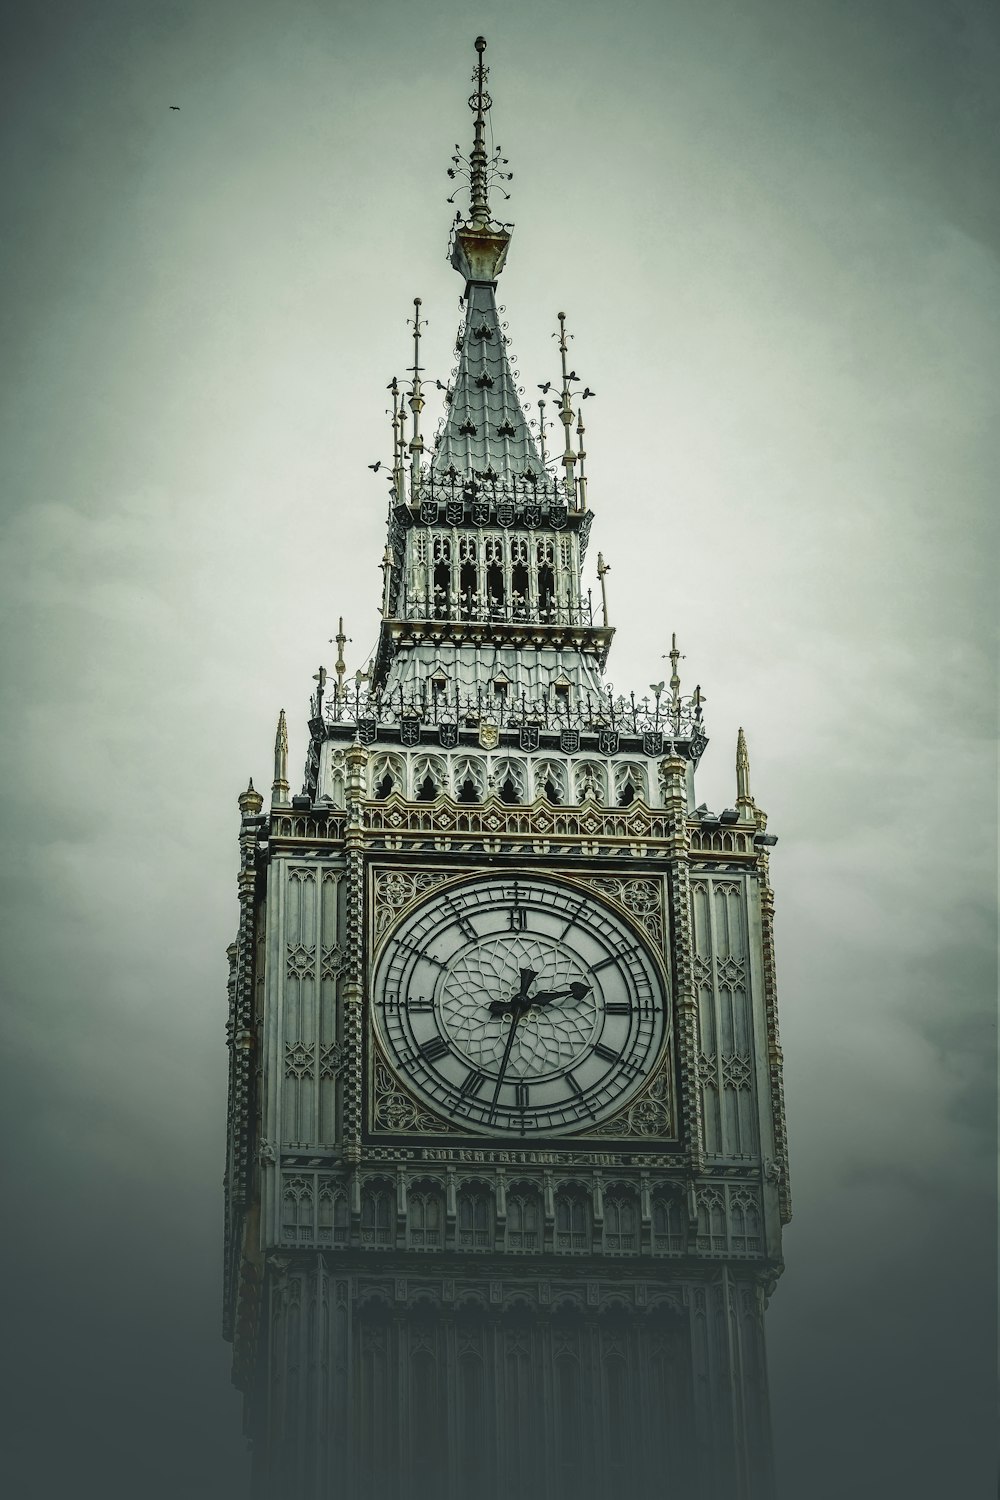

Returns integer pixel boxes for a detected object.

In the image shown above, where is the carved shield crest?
[523,503,541,528]
[445,499,464,526]
[471,500,490,526]
[438,721,459,749]
[357,718,377,745]
[478,720,499,751]
[519,725,540,753]
[598,729,619,756]
[419,500,438,525]
[549,504,567,529]
[497,501,515,527]
[642,731,664,757]
[399,717,421,748]
[559,728,581,755]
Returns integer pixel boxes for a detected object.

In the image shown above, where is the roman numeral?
[564,1071,582,1097]
[559,903,587,938]
[406,996,434,1012]
[397,942,447,970]
[450,905,478,941]
[604,1002,632,1016]
[594,1042,620,1063]
[508,907,527,932]
[515,1083,530,1110]
[419,1036,449,1062]
[590,956,619,973]
[459,1070,488,1098]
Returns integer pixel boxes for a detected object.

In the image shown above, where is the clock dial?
[372,875,668,1136]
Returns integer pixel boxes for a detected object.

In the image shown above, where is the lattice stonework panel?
[690,877,759,1158]
[279,862,344,1151]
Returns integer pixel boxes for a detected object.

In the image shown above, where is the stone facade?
[224,37,787,1500]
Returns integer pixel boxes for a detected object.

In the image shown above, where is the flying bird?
[368,461,382,472]
[169,105,180,110]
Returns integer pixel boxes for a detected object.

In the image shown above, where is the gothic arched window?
[281,1177,313,1243]
[554,1186,590,1252]
[603,1188,638,1253]
[408,1182,444,1249]
[318,1185,349,1247]
[696,1190,727,1253]
[615,762,647,807]
[506,1185,541,1251]
[730,1191,761,1254]
[457,1184,492,1249]
[652,1193,684,1253]
[360,1178,393,1248]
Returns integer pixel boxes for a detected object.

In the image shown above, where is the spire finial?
[469,37,490,226]
[271,710,289,805]
[238,778,263,816]
[668,632,684,713]
[407,298,425,490]
[556,312,577,498]
[736,726,754,814]
[334,618,347,702]
[448,38,512,285]
[596,552,610,626]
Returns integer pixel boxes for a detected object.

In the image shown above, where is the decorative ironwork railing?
[406,464,576,509]
[397,589,596,627]
[318,681,707,745]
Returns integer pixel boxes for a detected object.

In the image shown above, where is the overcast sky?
[0,2,996,1497]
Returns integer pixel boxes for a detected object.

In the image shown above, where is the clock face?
[371,874,668,1136]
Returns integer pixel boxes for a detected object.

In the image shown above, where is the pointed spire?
[736,726,754,816]
[407,298,425,490]
[596,552,610,626]
[271,711,289,805]
[469,36,491,227]
[333,617,348,700]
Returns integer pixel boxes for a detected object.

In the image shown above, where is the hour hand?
[487,969,538,1016]
[528,981,591,1008]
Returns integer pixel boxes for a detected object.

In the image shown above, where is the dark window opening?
[433,561,450,617]
[544,778,561,804]
[487,563,504,611]
[499,775,519,805]
[416,774,438,802]
[457,777,480,804]
[538,564,555,616]
[374,772,395,799]
[460,562,477,618]
[618,782,636,807]
[511,563,529,617]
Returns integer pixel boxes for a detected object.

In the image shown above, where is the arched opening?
[538,563,555,616]
[499,774,519,805]
[457,776,480,804]
[511,562,529,617]
[544,777,561,804]
[618,781,636,807]
[460,561,477,618]
[486,562,504,610]
[415,773,437,803]
[374,772,395,800]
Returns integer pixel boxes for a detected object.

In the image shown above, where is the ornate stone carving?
[373,869,450,938]
[372,1057,453,1134]
[285,1042,315,1078]
[286,943,314,978]
[721,1053,752,1090]
[319,1043,345,1079]
[581,875,664,945]
[716,955,746,987]
[599,1066,673,1138]
[321,944,347,980]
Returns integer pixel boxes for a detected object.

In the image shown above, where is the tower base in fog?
[246,1256,775,1500]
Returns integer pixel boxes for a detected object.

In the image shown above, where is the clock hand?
[527,981,591,1008]
[487,968,538,1018]
[487,969,537,1118]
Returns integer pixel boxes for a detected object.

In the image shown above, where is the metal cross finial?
[596,551,610,626]
[666,632,685,716]
[555,312,577,497]
[407,299,425,486]
[330,620,349,704]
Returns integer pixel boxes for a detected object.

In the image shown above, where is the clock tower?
[224,37,789,1500]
